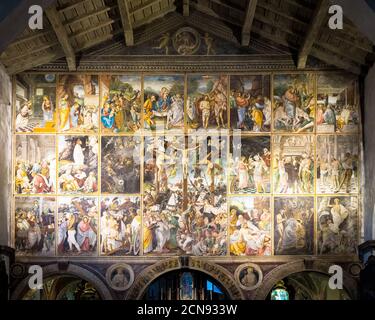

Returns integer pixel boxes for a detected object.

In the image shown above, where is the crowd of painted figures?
[13,72,361,257]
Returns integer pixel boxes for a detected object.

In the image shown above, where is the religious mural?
[229,197,271,256]
[230,75,271,132]
[317,196,358,255]
[57,197,98,256]
[317,73,359,133]
[100,75,142,133]
[274,197,314,255]
[12,72,362,258]
[57,75,99,133]
[273,74,315,133]
[58,135,98,194]
[15,135,56,194]
[143,75,185,132]
[184,135,228,255]
[187,75,228,131]
[100,196,141,256]
[317,135,359,194]
[101,136,141,194]
[14,197,55,256]
[143,136,185,254]
[15,74,56,133]
[273,135,315,194]
[229,135,271,194]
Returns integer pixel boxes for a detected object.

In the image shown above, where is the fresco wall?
[12,72,362,257]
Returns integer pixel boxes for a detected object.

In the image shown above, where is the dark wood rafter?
[2,41,60,64]
[117,0,134,46]
[70,18,119,38]
[8,30,54,48]
[241,0,258,46]
[187,11,239,44]
[45,6,76,71]
[195,1,354,69]
[77,28,123,52]
[0,0,373,75]
[261,16,362,74]
[129,0,163,14]
[251,20,362,74]
[183,0,190,16]
[256,0,373,57]
[191,1,242,26]
[134,12,184,45]
[132,4,177,29]
[7,49,65,74]
[58,0,93,14]
[63,5,116,27]
[297,0,330,69]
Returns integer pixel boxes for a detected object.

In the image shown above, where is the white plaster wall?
[364,65,375,241]
[0,63,12,246]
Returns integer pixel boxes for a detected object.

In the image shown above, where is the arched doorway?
[11,263,113,300]
[126,257,244,300]
[267,271,351,300]
[143,269,229,300]
[21,275,101,300]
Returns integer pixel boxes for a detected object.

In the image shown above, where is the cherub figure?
[154,33,170,55]
[203,33,215,55]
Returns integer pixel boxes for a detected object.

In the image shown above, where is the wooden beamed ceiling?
[0,0,374,74]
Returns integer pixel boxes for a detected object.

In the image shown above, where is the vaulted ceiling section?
[0,0,374,75]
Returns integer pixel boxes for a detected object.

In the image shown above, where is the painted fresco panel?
[230,75,271,132]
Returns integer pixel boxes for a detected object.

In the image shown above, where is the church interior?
[0,0,375,301]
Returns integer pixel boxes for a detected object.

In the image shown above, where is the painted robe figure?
[101,102,115,129]
[59,94,70,131]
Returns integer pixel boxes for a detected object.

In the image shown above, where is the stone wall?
[0,63,11,246]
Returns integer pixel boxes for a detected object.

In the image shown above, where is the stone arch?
[11,263,113,300]
[252,259,358,300]
[126,257,244,300]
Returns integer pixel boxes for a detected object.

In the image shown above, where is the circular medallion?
[348,263,362,276]
[44,74,55,82]
[234,263,263,291]
[172,27,201,55]
[10,263,26,279]
[105,263,134,291]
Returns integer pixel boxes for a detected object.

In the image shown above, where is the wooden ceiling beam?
[129,0,162,15]
[192,2,242,27]
[132,5,177,29]
[241,0,258,46]
[258,0,373,54]
[45,6,76,71]
[64,5,116,26]
[58,0,92,14]
[6,49,65,74]
[310,47,362,75]
[187,11,239,44]
[8,30,54,47]
[255,11,367,66]
[297,0,330,69]
[134,12,184,45]
[2,41,60,64]
[77,29,123,51]
[70,18,119,38]
[183,0,190,17]
[252,20,362,74]
[117,0,134,46]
